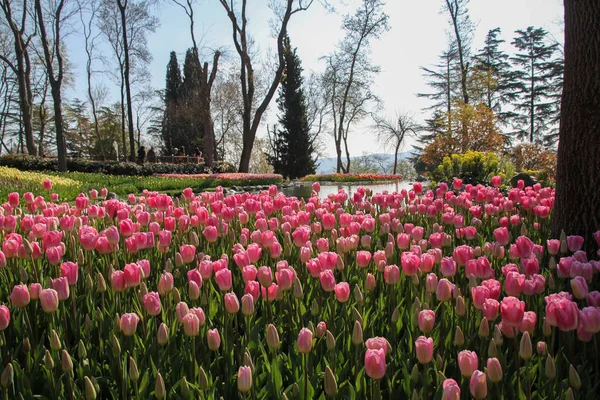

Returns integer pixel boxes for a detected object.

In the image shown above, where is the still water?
[280,181,416,200]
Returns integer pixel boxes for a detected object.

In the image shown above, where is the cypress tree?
[508,27,563,147]
[179,48,204,155]
[268,37,315,179]
[162,51,182,155]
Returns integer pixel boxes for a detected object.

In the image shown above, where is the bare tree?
[372,112,420,175]
[0,0,37,155]
[322,0,389,174]
[217,0,316,172]
[442,0,473,105]
[98,0,158,161]
[34,0,79,171]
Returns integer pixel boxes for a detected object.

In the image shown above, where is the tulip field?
[0,177,599,399]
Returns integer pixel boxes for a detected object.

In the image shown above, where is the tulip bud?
[78,249,85,265]
[190,231,199,247]
[138,282,148,301]
[129,357,139,382]
[84,376,97,400]
[468,275,478,290]
[543,317,551,337]
[548,275,556,290]
[411,274,419,286]
[456,296,466,316]
[266,324,280,350]
[157,323,168,346]
[198,367,209,390]
[569,364,581,389]
[22,337,30,354]
[352,321,363,345]
[391,306,400,323]
[536,341,547,356]
[155,372,165,399]
[78,340,87,359]
[175,252,183,267]
[84,314,92,330]
[353,284,364,305]
[488,339,498,358]
[0,363,13,388]
[324,366,337,397]
[20,265,28,282]
[86,273,93,291]
[50,329,61,351]
[96,307,104,323]
[352,307,363,325]
[565,388,575,400]
[519,332,532,361]
[486,358,503,383]
[61,349,73,372]
[181,376,191,399]
[520,223,527,236]
[97,272,106,293]
[293,277,303,299]
[478,317,489,337]
[410,364,419,385]
[326,330,336,350]
[44,350,54,370]
[545,355,556,380]
[111,333,121,355]
[549,257,557,271]
[173,287,181,304]
[436,354,443,371]
[311,299,319,316]
[493,325,503,346]
[454,326,464,346]
[113,313,121,334]
[244,349,254,373]
[165,258,173,273]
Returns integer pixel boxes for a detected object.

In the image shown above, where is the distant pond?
[280,181,417,200]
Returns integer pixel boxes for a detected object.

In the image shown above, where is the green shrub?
[0,155,207,176]
[429,151,515,186]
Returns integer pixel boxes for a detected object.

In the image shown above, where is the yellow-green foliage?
[430,151,515,186]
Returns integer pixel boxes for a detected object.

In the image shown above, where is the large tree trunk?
[118,0,136,162]
[15,45,36,155]
[552,0,600,255]
[51,82,67,171]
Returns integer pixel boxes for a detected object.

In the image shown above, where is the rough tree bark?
[117,0,136,162]
[0,0,37,155]
[552,0,600,254]
[35,0,67,171]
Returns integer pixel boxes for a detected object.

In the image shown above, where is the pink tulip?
[215,269,232,291]
[458,350,478,377]
[587,291,600,307]
[365,337,388,354]
[491,175,501,187]
[257,266,273,287]
[470,370,487,399]
[158,272,174,296]
[415,336,434,364]
[60,262,79,286]
[111,270,126,292]
[52,277,70,301]
[571,276,588,300]
[493,227,509,246]
[183,313,200,336]
[334,282,350,302]
[124,263,141,288]
[297,328,313,353]
[436,278,454,302]
[500,296,525,327]
[43,179,52,191]
[0,306,9,330]
[120,313,140,336]
[356,251,372,268]
[482,298,500,321]
[418,310,435,334]
[567,235,584,252]
[440,257,457,277]
[442,379,460,400]
[364,348,386,380]
[29,283,42,300]
[452,245,473,266]
[176,302,190,323]
[143,292,162,316]
[545,297,578,331]
[224,292,240,314]
[515,236,534,258]
[579,307,600,334]
[9,284,30,308]
[520,311,536,334]
[383,265,400,285]
[366,273,376,291]
[400,252,420,276]
[319,270,336,292]
[504,271,525,297]
[7,192,19,207]
[547,239,560,255]
[426,273,438,293]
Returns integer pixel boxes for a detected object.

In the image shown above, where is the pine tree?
[162,51,182,155]
[472,28,515,124]
[508,27,563,147]
[268,37,315,179]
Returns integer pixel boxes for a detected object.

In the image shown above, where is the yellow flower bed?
[0,166,79,188]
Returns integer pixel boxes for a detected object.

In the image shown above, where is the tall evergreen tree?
[180,48,204,155]
[162,51,182,155]
[268,37,315,179]
[473,28,515,124]
[509,27,563,146]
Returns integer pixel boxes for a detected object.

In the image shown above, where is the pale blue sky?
[65,0,564,158]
